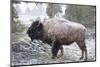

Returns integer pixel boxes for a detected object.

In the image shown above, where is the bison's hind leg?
[76,40,87,61]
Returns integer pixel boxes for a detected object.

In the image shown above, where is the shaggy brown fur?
[43,18,86,42]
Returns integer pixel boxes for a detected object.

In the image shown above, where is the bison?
[27,18,87,60]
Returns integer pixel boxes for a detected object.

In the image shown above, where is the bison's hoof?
[84,58,87,61]
[80,57,83,60]
[52,56,57,59]
[52,56,55,59]
[80,57,87,61]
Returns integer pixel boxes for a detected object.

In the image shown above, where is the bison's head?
[27,20,43,41]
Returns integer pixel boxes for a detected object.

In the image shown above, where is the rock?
[11,40,52,66]
[11,41,31,52]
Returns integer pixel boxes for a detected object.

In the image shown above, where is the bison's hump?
[42,18,87,41]
[43,17,86,32]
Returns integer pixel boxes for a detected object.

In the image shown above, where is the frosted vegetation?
[11,33,95,66]
[11,1,96,66]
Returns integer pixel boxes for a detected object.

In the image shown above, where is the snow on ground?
[11,31,96,66]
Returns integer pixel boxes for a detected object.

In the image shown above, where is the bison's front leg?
[51,41,61,59]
